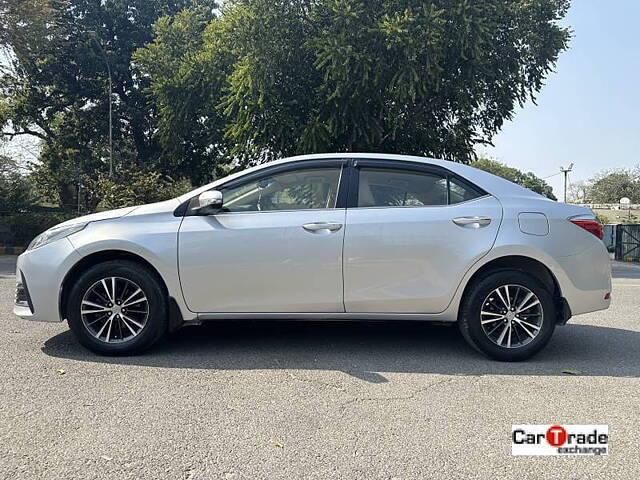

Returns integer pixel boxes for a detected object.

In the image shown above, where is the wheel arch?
[458,255,570,324]
[59,250,169,322]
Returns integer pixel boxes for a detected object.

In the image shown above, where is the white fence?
[575,203,640,210]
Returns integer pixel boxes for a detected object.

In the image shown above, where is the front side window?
[357,168,448,207]
[221,166,342,213]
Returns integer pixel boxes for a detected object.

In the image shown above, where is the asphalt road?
[1,255,639,479]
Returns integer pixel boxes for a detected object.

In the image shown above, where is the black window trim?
[178,158,350,217]
[174,157,489,217]
[345,158,488,209]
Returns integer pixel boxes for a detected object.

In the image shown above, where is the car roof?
[179,153,548,203]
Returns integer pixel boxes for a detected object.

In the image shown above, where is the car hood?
[57,206,138,228]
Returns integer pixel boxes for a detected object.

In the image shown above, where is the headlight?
[27,223,88,251]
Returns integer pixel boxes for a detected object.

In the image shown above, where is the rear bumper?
[13,238,81,322]
[553,242,612,317]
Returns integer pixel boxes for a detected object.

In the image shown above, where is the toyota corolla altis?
[14,154,611,360]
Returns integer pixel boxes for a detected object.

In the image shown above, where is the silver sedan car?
[14,154,611,360]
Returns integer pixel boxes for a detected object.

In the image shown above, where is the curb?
[0,246,25,255]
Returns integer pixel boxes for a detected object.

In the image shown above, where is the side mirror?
[194,190,223,215]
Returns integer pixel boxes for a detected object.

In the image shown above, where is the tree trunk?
[58,182,76,212]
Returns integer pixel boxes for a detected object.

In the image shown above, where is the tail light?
[570,219,604,240]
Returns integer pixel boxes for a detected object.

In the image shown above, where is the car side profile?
[14,153,611,360]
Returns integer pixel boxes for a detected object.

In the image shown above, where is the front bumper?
[13,238,81,322]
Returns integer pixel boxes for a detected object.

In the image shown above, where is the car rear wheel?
[458,270,556,361]
[66,260,168,355]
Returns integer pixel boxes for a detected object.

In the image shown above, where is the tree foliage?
[0,153,34,212]
[133,6,232,184]
[587,169,640,204]
[473,157,557,200]
[89,167,192,210]
[137,0,570,180]
[566,180,589,203]
[0,0,216,208]
[2,0,570,210]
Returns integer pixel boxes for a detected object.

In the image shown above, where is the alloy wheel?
[80,277,149,343]
[480,284,543,349]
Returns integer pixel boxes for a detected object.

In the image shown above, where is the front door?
[343,161,502,313]
[178,161,347,313]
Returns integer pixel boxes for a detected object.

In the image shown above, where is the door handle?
[452,216,492,228]
[302,222,343,233]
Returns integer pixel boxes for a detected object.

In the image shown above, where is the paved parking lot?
[1,255,639,479]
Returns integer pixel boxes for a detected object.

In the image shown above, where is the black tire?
[458,270,556,361]
[66,260,168,355]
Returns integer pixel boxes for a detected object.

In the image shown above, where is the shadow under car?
[41,320,640,382]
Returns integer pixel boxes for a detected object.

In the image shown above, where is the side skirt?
[196,312,457,322]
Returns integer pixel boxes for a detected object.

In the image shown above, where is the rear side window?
[357,168,448,207]
[448,176,485,204]
[356,167,486,207]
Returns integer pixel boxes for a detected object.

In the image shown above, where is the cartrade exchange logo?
[512,425,609,456]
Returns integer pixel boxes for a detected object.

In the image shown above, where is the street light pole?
[560,163,574,203]
[108,67,112,177]
[89,32,113,177]
[77,182,82,214]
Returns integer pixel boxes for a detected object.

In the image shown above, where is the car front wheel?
[66,260,168,355]
[458,270,556,361]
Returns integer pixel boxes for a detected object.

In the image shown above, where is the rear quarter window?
[449,176,485,204]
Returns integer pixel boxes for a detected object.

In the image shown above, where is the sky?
[477,1,640,199]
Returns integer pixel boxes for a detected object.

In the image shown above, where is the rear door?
[343,159,502,313]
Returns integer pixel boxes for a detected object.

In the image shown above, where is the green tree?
[137,0,570,180]
[133,6,232,185]
[587,169,640,204]
[473,157,557,200]
[0,153,34,212]
[1,0,215,209]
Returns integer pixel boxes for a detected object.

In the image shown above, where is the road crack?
[338,375,477,411]
[284,370,347,392]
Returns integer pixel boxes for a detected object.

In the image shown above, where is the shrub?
[595,212,610,225]
[0,212,76,247]
[89,168,193,210]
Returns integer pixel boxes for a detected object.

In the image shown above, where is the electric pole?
[560,163,574,203]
